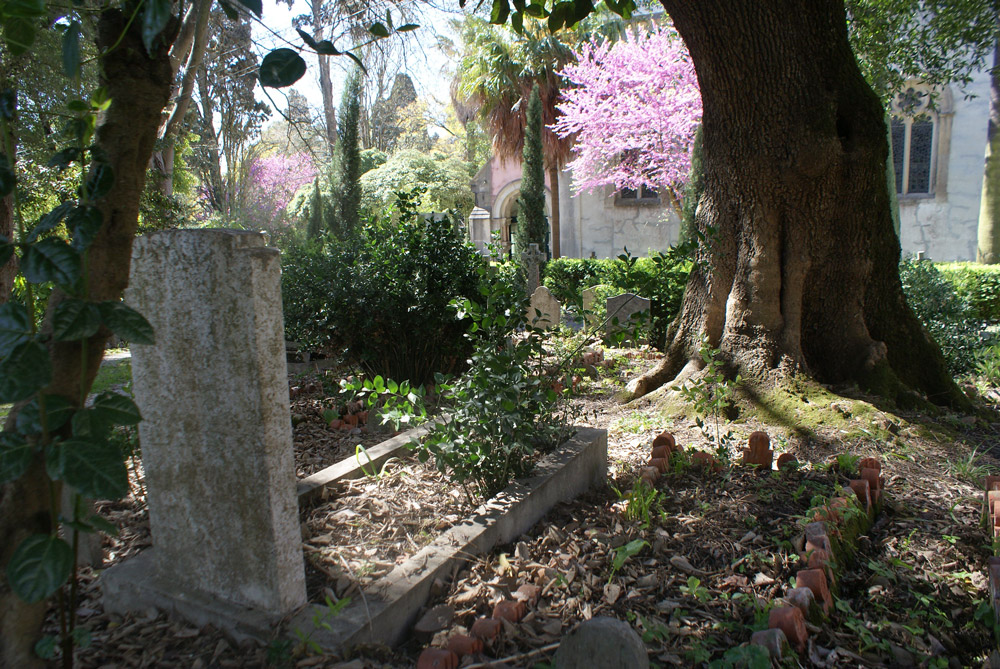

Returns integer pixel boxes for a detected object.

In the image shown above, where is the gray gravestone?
[528,285,561,329]
[521,243,546,295]
[554,617,649,669]
[103,230,306,631]
[605,292,651,341]
[582,284,610,329]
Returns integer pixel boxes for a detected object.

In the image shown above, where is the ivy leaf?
[92,391,141,426]
[141,0,173,54]
[234,0,262,17]
[70,408,105,440]
[368,22,389,38]
[0,341,51,403]
[52,298,101,341]
[296,28,318,50]
[396,23,420,32]
[491,0,510,27]
[84,163,114,201]
[258,49,306,88]
[0,431,34,484]
[14,394,75,435]
[28,202,74,243]
[62,21,82,78]
[98,301,154,345]
[343,51,366,73]
[22,238,81,286]
[67,205,103,252]
[46,438,128,500]
[7,535,73,603]
[547,1,573,31]
[0,153,14,196]
[218,0,239,21]
[20,543,64,604]
[0,301,32,357]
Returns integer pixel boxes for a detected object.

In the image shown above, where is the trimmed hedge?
[935,262,1000,323]
[542,252,691,348]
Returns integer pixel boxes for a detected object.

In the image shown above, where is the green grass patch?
[0,355,132,426]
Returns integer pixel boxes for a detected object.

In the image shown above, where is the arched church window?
[890,84,938,197]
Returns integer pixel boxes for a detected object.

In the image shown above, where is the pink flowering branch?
[553,25,702,198]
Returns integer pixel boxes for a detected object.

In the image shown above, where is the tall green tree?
[458,17,574,258]
[517,85,547,256]
[333,68,363,237]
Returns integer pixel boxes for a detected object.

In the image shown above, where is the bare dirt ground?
[53,349,1000,667]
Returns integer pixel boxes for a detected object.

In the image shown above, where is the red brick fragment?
[689,451,718,470]
[649,457,670,474]
[639,467,659,487]
[492,599,525,623]
[860,467,880,493]
[776,453,798,471]
[416,648,458,669]
[744,431,773,468]
[768,606,808,651]
[650,445,671,460]
[858,457,881,473]
[471,617,501,641]
[652,430,676,452]
[796,568,832,613]
[848,479,872,513]
[446,633,483,657]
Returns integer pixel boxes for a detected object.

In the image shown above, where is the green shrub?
[542,250,691,348]
[899,257,997,376]
[281,190,484,385]
[935,262,1000,323]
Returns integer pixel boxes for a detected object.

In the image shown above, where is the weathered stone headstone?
[605,292,651,341]
[103,229,306,634]
[528,285,561,329]
[553,617,649,668]
[521,242,546,295]
[581,284,609,329]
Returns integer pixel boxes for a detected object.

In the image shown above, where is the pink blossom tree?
[240,152,317,240]
[553,25,702,208]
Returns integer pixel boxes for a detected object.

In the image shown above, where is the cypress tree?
[516,84,547,258]
[333,68,363,237]
[307,178,323,240]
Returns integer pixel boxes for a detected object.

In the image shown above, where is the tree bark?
[312,0,338,154]
[153,0,213,196]
[548,165,561,258]
[628,0,964,408]
[0,71,17,304]
[978,21,1000,264]
[0,10,174,664]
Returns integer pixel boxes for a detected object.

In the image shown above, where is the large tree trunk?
[312,0,338,154]
[978,22,1000,264]
[629,0,964,408]
[548,165,561,258]
[0,10,174,665]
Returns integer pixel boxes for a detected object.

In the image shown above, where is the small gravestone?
[605,292,651,341]
[102,229,306,637]
[521,243,546,295]
[528,286,561,329]
[553,617,649,669]
[582,285,609,329]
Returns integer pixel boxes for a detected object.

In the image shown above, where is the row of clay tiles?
[984,475,1000,624]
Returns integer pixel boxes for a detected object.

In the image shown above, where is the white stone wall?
[558,179,678,258]
[899,72,991,261]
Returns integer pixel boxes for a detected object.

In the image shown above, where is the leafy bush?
[899,257,997,376]
[542,249,691,348]
[281,190,484,385]
[936,262,1000,323]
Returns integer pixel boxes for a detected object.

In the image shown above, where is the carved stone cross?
[521,243,546,295]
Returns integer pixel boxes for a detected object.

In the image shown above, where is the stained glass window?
[908,118,933,194]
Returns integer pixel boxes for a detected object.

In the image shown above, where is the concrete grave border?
[291,425,607,652]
